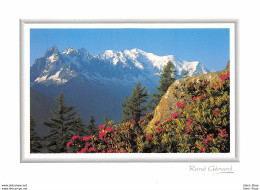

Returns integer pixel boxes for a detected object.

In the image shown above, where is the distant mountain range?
[30,46,215,136]
[31,46,214,88]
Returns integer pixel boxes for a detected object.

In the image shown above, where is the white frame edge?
[20,19,239,163]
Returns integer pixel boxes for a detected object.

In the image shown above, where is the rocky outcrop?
[226,60,230,70]
[147,65,229,132]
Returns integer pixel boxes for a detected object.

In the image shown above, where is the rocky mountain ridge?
[31,46,214,89]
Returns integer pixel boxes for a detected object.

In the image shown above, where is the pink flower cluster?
[156,127,162,135]
[202,134,214,144]
[177,102,185,108]
[199,145,208,153]
[172,113,180,118]
[218,128,228,138]
[83,136,91,141]
[72,135,80,141]
[200,94,206,99]
[99,125,104,131]
[220,71,230,82]
[99,132,106,140]
[130,120,136,125]
[105,126,114,132]
[67,141,72,148]
[146,134,153,141]
[193,94,206,101]
[185,118,192,134]
[205,80,210,85]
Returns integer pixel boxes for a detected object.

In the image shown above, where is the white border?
[20,20,237,162]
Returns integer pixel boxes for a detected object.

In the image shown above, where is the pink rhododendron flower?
[83,136,91,141]
[167,118,172,122]
[200,94,206,99]
[172,113,180,118]
[105,127,112,132]
[81,148,87,153]
[227,70,230,77]
[177,102,185,108]
[206,135,212,141]
[220,71,230,82]
[187,118,192,126]
[199,146,207,153]
[66,141,72,148]
[156,127,162,135]
[99,125,104,131]
[218,128,228,138]
[185,128,190,134]
[193,96,197,101]
[155,120,160,124]
[88,147,97,152]
[146,134,153,141]
[121,149,127,153]
[72,135,80,141]
[85,142,90,147]
[99,132,106,140]
[213,109,221,118]
[130,120,136,125]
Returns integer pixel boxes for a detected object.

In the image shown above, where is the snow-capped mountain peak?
[31,46,215,88]
[62,47,74,54]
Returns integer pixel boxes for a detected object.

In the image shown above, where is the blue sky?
[30,28,230,71]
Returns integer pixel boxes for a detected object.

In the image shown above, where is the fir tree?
[149,61,178,110]
[104,114,109,125]
[183,69,190,78]
[43,92,79,153]
[121,82,148,123]
[72,115,86,136]
[86,115,97,135]
[157,61,177,96]
[30,115,42,153]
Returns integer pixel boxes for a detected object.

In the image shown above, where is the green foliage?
[30,115,42,153]
[150,61,178,110]
[104,114,109,124]
[66,71,231,154]
[147,93,161,111]
[86,115,98,136]
[43,92,81,153]
[182,69,190,78]
[157,61,178,96]
[121,82,149,123]
[72,115,86,136]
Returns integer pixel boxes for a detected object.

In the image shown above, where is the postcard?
[20,21,236,162]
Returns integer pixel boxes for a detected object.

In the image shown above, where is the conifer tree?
[104,114,109,125]
[86,115,97,135]
[182,69,190,78]
[121,82,148,123]
[72,115,86,136]
[43,92,78,153]
[157,61,177,96]
[30,115,42,153]
[149,61,178,110]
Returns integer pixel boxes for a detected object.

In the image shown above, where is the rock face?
[147,65,229,132]
[226,60,230,70]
